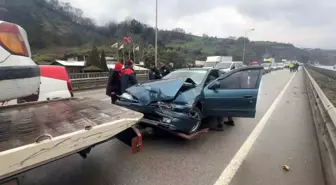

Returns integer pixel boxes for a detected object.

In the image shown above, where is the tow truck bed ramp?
[0,98,143,180]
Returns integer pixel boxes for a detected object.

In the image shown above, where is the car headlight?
[121,92,134,100]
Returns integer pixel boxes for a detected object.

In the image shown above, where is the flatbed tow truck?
[0,98,143,185]
[0,21,143,185]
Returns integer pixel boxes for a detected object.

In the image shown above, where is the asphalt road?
[19,69,324,185]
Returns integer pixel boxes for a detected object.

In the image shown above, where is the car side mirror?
[231,66,235,70]
[208,81,220,90]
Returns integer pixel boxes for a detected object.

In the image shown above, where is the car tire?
[189,107,202,133]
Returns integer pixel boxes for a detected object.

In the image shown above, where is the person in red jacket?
[106,62,123,104]
[120,60,137,93]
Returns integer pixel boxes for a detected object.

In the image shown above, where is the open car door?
[203,66,263,118]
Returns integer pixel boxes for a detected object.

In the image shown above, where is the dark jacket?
[159,66,170,77]
[106,70,121,96]
[121,67,137,93]
[149,67,162,80]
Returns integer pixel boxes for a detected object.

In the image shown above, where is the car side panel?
[39,76,71,101]
[204,89,258,117]
[203,67,263,118]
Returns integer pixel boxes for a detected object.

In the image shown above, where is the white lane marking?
[214,72,297,185]
[101,98,110,101]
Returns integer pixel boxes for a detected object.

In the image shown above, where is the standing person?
[159,62,171,77]
[289,63,294,72]
[106,62,123,104]
[121,60,137,93]
[149,64,161,80]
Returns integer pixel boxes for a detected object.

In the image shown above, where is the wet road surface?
[229,69,324,185]
[18,69,324,185]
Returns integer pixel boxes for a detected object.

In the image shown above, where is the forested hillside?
[1,0,336,67]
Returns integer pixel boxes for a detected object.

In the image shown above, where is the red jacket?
[120,67,137,93]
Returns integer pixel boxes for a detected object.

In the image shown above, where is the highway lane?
[228,68,324,185]
[19,69,322,185]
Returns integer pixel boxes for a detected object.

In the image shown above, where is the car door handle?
[244,95,253,99]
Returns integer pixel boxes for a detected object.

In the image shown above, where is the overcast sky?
[62,0,336,49]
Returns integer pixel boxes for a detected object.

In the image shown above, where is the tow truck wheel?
[189,107,202,133]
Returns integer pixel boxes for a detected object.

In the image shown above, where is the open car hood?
[125,78,196,105]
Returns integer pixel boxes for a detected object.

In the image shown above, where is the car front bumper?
[116,100,198,134]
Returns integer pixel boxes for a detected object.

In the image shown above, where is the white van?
[215,61,244,73]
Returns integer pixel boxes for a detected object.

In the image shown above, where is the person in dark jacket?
[106,62,123,104]
[149,64,162,80]
[294,62,299,72]
[159,62,171,77]
[121,60,137,93]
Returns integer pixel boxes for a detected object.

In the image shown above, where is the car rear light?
[0,22,29,57]
[67,81,74,97]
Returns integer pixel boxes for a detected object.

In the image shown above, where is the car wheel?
[189,107,202,133]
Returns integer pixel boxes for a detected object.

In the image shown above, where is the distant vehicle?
[215,61,244,73]
[271,62,278,71]
[277,63,285,70]
[203,56,233,68]
[261,63,271,73]
[284,62,291,68]
[248,60,260,66]
[117,66,263,134]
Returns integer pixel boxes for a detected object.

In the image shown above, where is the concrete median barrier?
[304,67,336,185]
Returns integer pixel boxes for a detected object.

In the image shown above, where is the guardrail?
[70,74,148,91]
[304,67,336,185]
[69,71,148,80]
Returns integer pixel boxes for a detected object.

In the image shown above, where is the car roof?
[177,68,211,71]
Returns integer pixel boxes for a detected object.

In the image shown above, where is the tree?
[172,28,186,34]
[100,50,109,71]
[86,46,100,67]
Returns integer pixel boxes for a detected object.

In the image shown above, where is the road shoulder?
[229,70,325,185]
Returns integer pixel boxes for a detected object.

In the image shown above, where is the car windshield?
[204,62,217,67]
[261,63,270,67]
[215,62,232,69]
[162,70,207,85]
[278,63,284,66]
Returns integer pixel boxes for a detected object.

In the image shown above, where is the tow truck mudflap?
[116,127,143,154]
[78,126,143,158]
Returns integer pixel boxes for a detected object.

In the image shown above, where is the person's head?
[125,59,134,68]
[115,62,123,72]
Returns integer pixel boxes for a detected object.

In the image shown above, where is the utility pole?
[242,28,255,63]
[155,0,158,68]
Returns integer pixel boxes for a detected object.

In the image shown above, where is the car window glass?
[205,70,220,86]
[163,70,207,85]
[219,69,260,89]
